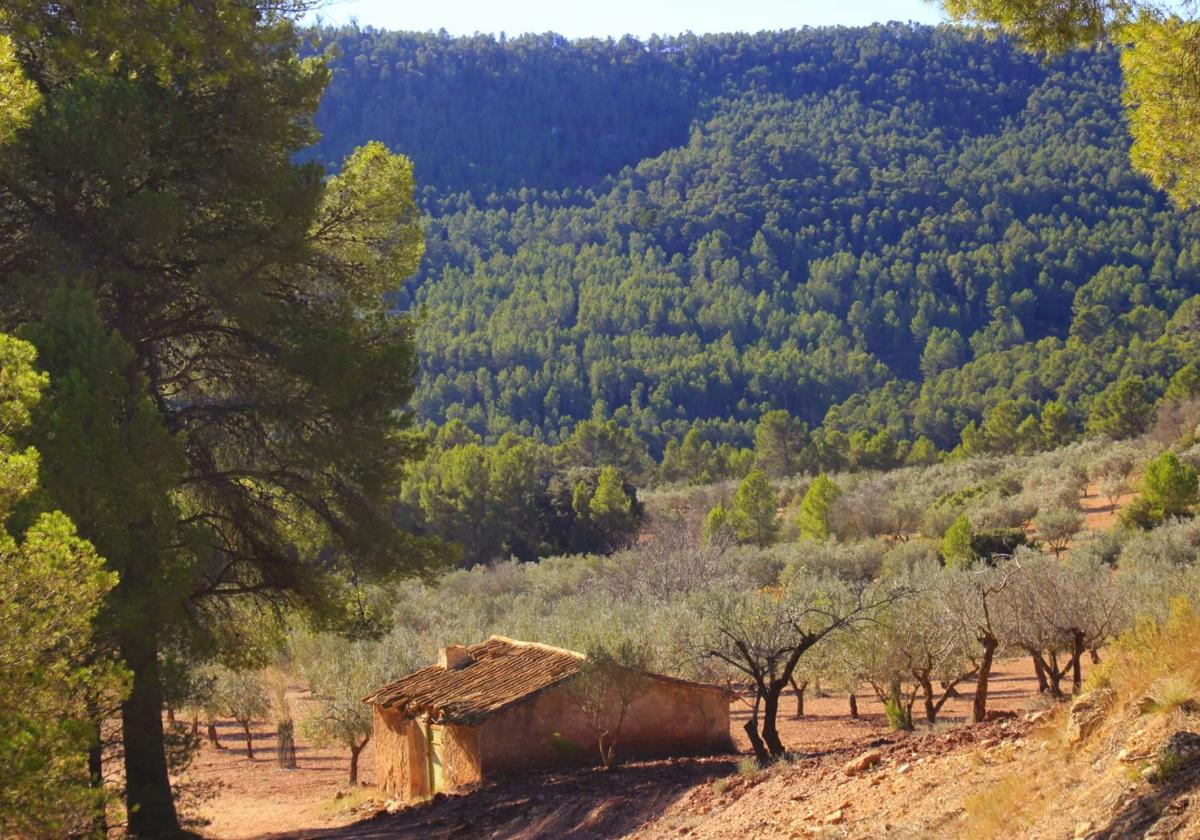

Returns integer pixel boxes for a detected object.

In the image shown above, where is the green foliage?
[982,400,1025,454]
[1120,494,1161,530]
[310,26,1200,455]
[1088,376,1155,439]
[207,668,268,759]
[1164,363,1200,403]
[1122,17,1200,210]
[797,473,840,541]
[702,503,732,545]
[1141,450,1199,520]
[0,35,37,146]
[403,432,644,563]
[921,327,967,380]
[0,4,443,831]
[941,514,976,569]
[884,694,915,732]
[970,527,1028,561]
[294,633,420,783]
[1040,401,1076,448]
[1035,508,1084,557]
[754,410,810,478]
[589,466,637,543]
[557,419,654,483]
[0,334,126,838]
[958,421,988,458]
[729,469,780,548]
[25,285,188,655]
[661,427,753,485]
[907,436,942,466]
[943,1,1200,210]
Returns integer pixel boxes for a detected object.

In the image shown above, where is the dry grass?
[962,600,1200,840]
[1091,599,1200,711]
[736,755,763,780]
[962,772,1050,839]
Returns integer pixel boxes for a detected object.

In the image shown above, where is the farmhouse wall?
[478,677,732,775]
[373,708,484,797]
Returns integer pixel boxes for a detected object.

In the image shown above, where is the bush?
[941,514,975,569]
[1142,451,1199,518]
[1120,495,1161,530]
[881,539,940,578]
[971,528,1028,563]
[884,696,914,731]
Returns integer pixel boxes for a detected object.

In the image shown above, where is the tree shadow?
[258,756,738,840]
[1091,757,1200,839]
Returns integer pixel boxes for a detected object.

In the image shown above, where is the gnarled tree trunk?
[790,678,807,719]
[973,635,998,724]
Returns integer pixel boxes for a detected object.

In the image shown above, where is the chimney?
[439,644,471,670]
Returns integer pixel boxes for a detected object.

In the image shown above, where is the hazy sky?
[306,0,948,38]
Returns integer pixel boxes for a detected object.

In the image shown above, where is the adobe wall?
[478,678,732,775]
[372,707,483,797]
[442,723,483,789]
[373,707,420,797]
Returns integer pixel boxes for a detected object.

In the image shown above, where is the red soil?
[193,657,1062,838]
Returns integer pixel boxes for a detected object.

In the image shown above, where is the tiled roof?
[363,635,731,725]
[362,636,585,724]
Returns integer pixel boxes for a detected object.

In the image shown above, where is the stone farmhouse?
[364,635,734,798]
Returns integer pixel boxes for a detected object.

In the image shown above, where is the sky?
[305,0,948,39]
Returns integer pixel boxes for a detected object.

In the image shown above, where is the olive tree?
[853,565,980,727]
[697,571,899,763]
[294,630,423,784]
[1035,508,1084,557]
[208,667,269,759]
[943,561,1024,722]
[568,638,653,769]
[997,549,1126,697]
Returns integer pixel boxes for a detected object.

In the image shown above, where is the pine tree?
[1164,363,1200,403]
[797,473,840,541]
[729,469,780,548]
[589,465,636,548]
[1141,451,1199,519]
[982,400,1023,453]
[702,503,732,545]
[0,333,126,837]
[24,287,187,826]
[753,410,809,478]
[1087,377,1154,440]
[1040,401,1075,448]
[906,436,941,466]
[0,6,443,832]
[941,514,975,569]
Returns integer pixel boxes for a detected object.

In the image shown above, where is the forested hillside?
[314,24,1200,458]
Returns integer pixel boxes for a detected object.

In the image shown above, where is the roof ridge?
[486,634,586,660]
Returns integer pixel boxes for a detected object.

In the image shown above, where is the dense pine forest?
[309,25,1200,469]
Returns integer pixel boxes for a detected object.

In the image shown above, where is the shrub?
[941,514,975,569]
[1142,451,1199,519]
[884,696,914,731]
[971,527,1028,563]
[1120,495,1161,530]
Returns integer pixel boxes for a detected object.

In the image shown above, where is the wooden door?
[427,722,444,793]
